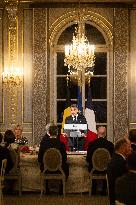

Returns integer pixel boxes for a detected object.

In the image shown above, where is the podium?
[64,124,87,151]
[64,124,87,131]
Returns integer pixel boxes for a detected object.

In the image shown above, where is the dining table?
[20,151,90,193]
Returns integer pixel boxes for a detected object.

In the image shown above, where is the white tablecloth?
[20,152,89,193]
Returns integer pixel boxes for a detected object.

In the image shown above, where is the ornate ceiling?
[0,0,135,7]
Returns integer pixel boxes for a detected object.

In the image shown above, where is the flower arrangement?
[19,145,30,153]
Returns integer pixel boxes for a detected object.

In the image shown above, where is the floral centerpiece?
[19,145,30,153]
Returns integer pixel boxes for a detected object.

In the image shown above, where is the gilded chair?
[4,147,22,196]
[88,148,111,196]
[0,159,7,205]
[40,148,66,197]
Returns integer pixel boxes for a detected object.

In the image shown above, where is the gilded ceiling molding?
[49,9,113,47]
[113,8,129,142]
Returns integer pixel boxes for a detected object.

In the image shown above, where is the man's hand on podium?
[81,133,86,137]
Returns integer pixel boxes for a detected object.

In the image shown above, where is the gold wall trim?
[49,9,113,47]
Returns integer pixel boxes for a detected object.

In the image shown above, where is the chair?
[115,200,126,205]
[88,148,111,196]
[4,147,22,196]
[0,159,7,205]
[40,148,66,197]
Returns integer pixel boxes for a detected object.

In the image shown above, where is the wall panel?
[129,8,136,129]
[0,10,3,123]
[23,9,33,123]
[33,8,48,144]
[113,8,129,140]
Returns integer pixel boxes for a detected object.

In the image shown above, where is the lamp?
[64,10,95,77]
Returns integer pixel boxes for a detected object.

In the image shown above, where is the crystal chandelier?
[2,65,23,87]
[64,15,95,74]
[2,2,23,88]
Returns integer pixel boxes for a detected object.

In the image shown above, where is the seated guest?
[4,130,16,149]
[38,124,69,180]
[0,132,4,146]
[86,126,114,172]
[37,123,51,154]
[65,104,87,151]
[0,132,13,173]
[60,133,69,151]
[107,138,132,205]
[83,129,97,151]
[115,151,136,205]
[14,124,28,145]
[4,130,20,167]
[129,129,136,151]
[86,126,114,194]
[44,123,51,138]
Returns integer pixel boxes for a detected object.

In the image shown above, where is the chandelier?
[64,14,95,76]
[2,2,23,88]
[2,65,23,88]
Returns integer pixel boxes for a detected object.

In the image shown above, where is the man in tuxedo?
[129,129,136,151]
[115,151,136,205]
[38,125,69,179]
[107,138,132,205]
[65,104,87,151]
[86,126,114,194]
[38,125,69,194]
[86,126,114,171]
[65,104,87,124]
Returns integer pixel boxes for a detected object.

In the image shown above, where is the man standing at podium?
[65,104,87,151]
[65,104,87,124]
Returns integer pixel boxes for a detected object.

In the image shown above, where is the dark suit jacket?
[65,113,87,138]
[0,145,13,174]
[131,143,136,151]
[107,153,127,205]
[86,137,114,172]
[38,135,69,177]
[115,172,136,205]
[65,113,87,124]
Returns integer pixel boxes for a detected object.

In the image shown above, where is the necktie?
[73,116,76,122]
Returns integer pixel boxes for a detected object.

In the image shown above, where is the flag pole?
[81,69,85,115]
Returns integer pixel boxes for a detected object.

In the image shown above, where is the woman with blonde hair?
[14,124,28,145]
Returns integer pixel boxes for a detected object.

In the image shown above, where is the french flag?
[84,86,97,150]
